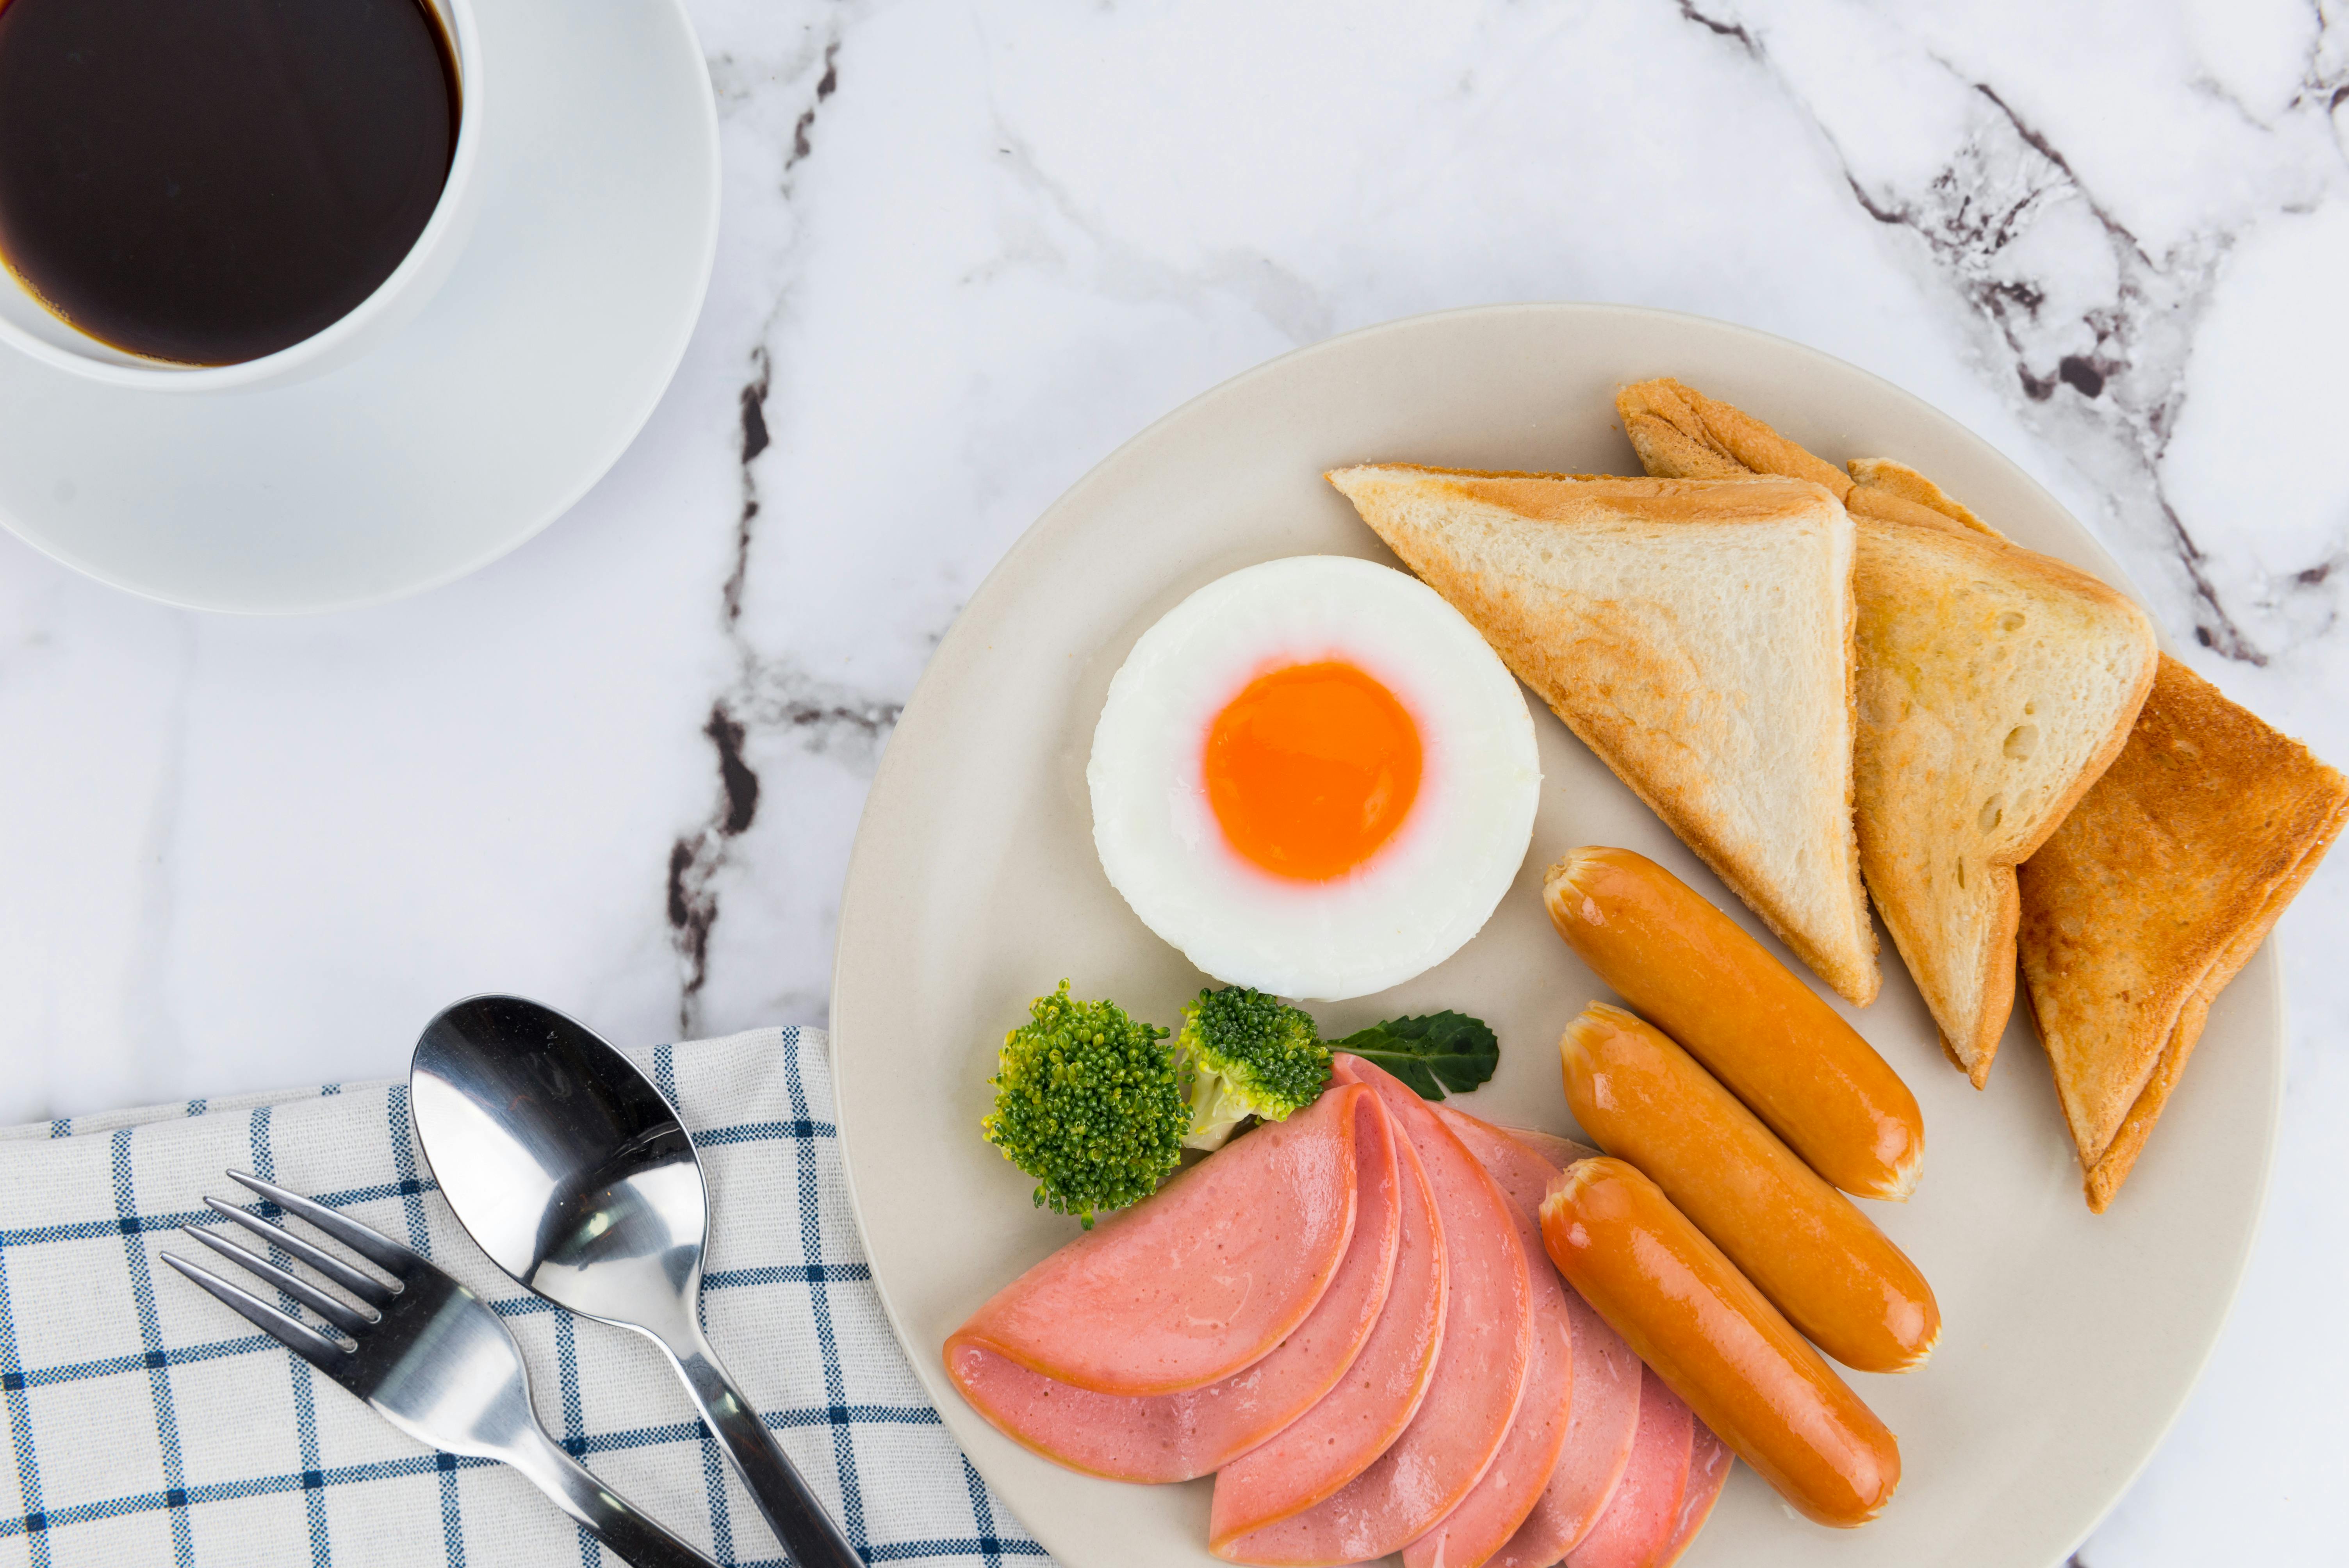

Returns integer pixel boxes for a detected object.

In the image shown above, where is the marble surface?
[1,0,2343,1563]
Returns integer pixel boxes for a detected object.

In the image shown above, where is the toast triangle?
[1850,517,2157,1083]
[1328,463,1878,1004]
[2019,655,2348,1208]
[1615,379,2159,1084]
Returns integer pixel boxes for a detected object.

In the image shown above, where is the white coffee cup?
[0,0,485,395]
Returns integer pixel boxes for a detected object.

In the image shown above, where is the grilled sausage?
[1539,1158,1900,1528]
[1544,846,1924,1199]
[1560,1004,1939,1372]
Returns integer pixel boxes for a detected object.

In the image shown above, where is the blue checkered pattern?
[0,1027,1052,1568]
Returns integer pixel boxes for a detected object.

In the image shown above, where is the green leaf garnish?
[1331,1010,1499,1101]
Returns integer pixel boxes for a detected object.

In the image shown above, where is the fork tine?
[203,1198,397,1308]
[162,1252,351,1368]
[226,1171,416,1278]
[183,1225,380,1335]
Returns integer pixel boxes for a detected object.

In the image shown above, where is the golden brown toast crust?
[1618,378,1854,499]
[2019,655,2349,1209]
[1361,463,1841,524]
[1846,458,2000,538]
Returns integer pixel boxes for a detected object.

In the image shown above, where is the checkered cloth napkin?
[0,1026,1050,1568]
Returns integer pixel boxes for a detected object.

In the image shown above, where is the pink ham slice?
[1485,1292,1644,1568]
[1461,1118,1644,1568]
[1214,1056,1532,1566]
[1209,1126,1446,1538]
[1567,1368,1694,1568]
[1654,1425,1731,1568]
[1401,1107,1586,1568]
[944,1087,1402,1482]
[950,1081,1365,1397]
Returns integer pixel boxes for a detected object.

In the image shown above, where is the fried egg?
[1088,555,1540,1000]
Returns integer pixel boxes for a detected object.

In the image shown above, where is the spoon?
[409,995,862,1568]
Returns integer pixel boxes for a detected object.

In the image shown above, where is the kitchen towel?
[0,1026,1051,1567]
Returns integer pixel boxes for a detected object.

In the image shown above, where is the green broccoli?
[981,981,1186,1228]
[1172,986,1333,1151]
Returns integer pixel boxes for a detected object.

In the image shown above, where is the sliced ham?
[945,1087,1402,1482]
[1485,1286,1635,1568]
[1566,1368,1694,1568]
[1654,1425,1731,1568]
[1215,1056,1531,1566]
[1484,1291,1644,1568]
[1459,1117,1643,1568]
[1209,1127,1445,1538]
[950,1080,1365,1396]
[1401,1108,1586,1568]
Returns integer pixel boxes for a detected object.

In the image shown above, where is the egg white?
[1087,555,1540,1001]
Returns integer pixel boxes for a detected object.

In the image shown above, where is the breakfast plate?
[830,303,2281,1568]
[0,0,717,614]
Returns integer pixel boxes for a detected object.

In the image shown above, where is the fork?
[163,1172,720,1568]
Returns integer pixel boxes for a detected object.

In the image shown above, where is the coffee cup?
[0,0,485,394]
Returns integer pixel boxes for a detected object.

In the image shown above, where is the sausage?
[1544,846,1924,1200]
[1538,1157,1900,1528]
[1560,1005,1939,1372]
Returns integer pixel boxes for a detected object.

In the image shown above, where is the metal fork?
[163,1172,719,1568]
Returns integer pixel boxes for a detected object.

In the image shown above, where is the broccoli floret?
[981,981,1186,1228]
[1173,987,1332,1151]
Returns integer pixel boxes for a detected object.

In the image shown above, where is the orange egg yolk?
[1203,660,1422,880]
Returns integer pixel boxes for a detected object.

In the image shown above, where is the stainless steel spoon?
[409,994,862,1568]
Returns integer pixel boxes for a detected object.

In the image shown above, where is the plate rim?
[0,0,722,617]
[831,300,2284,1568]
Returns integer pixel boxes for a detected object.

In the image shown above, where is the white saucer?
[0,0,718,614]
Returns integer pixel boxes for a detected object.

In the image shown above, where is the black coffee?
[0,0,459,366]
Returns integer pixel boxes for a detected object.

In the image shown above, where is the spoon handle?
[669,1333,864,1568]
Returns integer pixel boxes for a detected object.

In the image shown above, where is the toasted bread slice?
[1615,380,2158,1082]
[1618,379,1991,544]
[1851,519,2157,1083]
[2019,656,2348,1209]
[1328,463,1878,1003]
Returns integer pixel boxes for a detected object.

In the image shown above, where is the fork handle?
[668,1333,864,1568]
[507,1425,721,1568]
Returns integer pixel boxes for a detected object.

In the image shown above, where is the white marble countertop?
[2,1,2342,1563]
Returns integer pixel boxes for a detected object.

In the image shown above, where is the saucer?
[0,0,719,614]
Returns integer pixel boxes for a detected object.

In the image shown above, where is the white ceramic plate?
[0,0,718,614]
[831,305,2280,1568]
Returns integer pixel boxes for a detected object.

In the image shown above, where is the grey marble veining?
[1,2,2343,1563]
